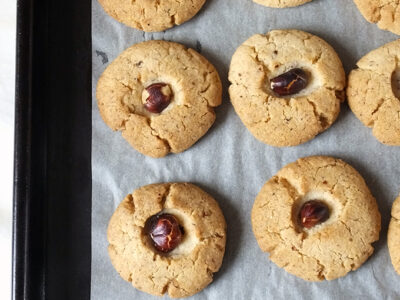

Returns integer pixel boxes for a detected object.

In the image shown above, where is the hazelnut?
[270,68,308,96]
[299,200,329,229]
[145,213,183,253]
[142,83,172,113]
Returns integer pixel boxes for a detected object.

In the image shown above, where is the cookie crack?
[170,14,176,25]
[338,219,369,254]
[325,87,346,101]
[374,1,400,24]
[249,45,269,74]
[316,162,338,175]
[277,237,327,280]
[126,194,135,213]
[161,273,191,296]
[148,117,172,151]
[339,220,354,239]
[251,114,271,126]
[161,184,172,208]
[311,51,323,65]
[305,98,328,129]
[367,98,386,127]
[391,216,400,223]
[276,176,301,201]
[298,248,326,280]
[199,232,224,241]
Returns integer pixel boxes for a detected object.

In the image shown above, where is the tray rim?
[13,0,92,299]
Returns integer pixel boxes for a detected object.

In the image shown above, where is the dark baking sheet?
[13,0,92,299]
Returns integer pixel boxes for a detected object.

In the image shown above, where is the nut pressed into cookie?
[253,0,311,8]
[353,0,400,35]
[388,195,400,275]
[98,0,206,32]
[228,30,346,147]
[97,40,222,158]
[347,39,400,145]
[251,156,381,281]
[107,183,227,298]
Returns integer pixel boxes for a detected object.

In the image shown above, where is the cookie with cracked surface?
[251,156,381,281]
[98,0,206,32]
[253,0,311,8]
[388,194,400,275]
[347,39,400,145]
[96,40,222,158]
[353,0,400,35]
[107,183,227,298]
[228,30,345,147]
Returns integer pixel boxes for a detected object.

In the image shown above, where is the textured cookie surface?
[347,39,400,145]
[388,195,400,275]
[353,0,400,35]
[253,0,311,8]
[228,30,345,147]
[107,183,227,298]
[251,156,381,281]
[97,40,222,158]
[98,0,206,32]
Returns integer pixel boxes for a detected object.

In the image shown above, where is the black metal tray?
[13,0,91,298]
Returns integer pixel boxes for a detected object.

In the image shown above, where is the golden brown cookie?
[107,183,227,298]
[388,194,400,275]
[98,0,206,32]
[96,40,222,158]
[353,0,400,35]
[347,39,400,145]
[251,156,381,281]
[228,30,346,147]
[253,0,311,8]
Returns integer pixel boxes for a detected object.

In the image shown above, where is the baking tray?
[13,0,92,299]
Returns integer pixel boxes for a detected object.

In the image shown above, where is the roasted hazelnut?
[145,213,183,253]
[142,83,172,113]
[270,68,308,96]
[299,200,330,229]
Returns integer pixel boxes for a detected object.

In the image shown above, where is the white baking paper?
[92,0,400,298]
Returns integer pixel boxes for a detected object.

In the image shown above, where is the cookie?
[228,30,346,147]
[96,40,222,158]
[353,0,400,35]
[253,0,311,8]
[251,156,381,281]
[98,0,206,32]
[107,183,227,298]
[347,39,400,145]
[388,194,400,275]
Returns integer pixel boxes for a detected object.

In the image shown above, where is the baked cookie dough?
[108,183,227,298]
[98,0,206,32]
[353,0,400,35]
[97,40,222,158]
[388,194,400,275]
[347,39,400,145]
[228,30,346,147]
[251,156,381,281]
[253,0,311,8]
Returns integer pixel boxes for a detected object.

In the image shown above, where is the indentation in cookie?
[136,78,183,117]
[142,82,173,114]
[270,68,309,97]
[267,62,321,98]
[144,213,183,253]
[143,208,199,257]
[299,200,330,229]
[163,208,199,257]
[391,68,400,99]
[292,190,341,234]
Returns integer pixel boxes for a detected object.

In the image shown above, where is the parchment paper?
[92,1,400,298]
